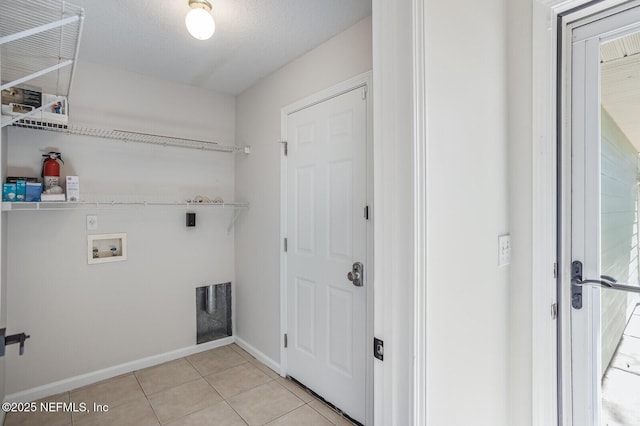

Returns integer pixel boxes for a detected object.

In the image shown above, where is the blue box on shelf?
[15,180,26,201]
[2,183,16,202]
[25,182,42,202]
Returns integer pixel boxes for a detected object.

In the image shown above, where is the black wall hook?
[5,332,30,356]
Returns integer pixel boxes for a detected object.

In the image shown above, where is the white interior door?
[284,85,368,423]
[569,6,640,425]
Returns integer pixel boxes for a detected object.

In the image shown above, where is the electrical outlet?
[499,234,511,267]
[87,215,98,231]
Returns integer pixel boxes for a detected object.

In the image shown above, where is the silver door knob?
[347,262,364,287]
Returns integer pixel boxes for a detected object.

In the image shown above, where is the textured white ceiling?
[71,0,371,95]
[601,34,640,152]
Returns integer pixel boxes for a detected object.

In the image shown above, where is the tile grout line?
[153,375,222,425]
[132,369,163,426]
[183,354,200,374]
[186,346,252,425]
[150,350,250,426]
[306,401,343,426]
[221,376,276,426]
[217,380,249,426]
[307,401,355,426]
[223,348,347,425]
[257,379,308,425]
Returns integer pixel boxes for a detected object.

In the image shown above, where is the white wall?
[4,61,237,395]
[424,0,510,424]
[234,17,372,363]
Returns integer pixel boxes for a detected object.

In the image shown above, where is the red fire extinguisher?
[41,152,64,190]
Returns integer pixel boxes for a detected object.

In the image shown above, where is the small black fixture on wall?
[0,328,30,356]
[186,212,196,227]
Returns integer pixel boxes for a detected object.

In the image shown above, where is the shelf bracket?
[227,208,245,234]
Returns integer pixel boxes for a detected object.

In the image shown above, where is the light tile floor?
[3,344,356,426]
[603,305,640,426]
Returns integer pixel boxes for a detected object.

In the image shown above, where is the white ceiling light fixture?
[185,0,215,41]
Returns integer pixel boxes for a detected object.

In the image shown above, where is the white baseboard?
[234,335,281,376]
[5,336,234,403]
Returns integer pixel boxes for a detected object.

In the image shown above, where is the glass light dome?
[185,7,215,40]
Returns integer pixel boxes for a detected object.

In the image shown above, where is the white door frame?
[536,1,640,425]
[561,4,640,425]
[279,71,374,425]
[531,1,601,425]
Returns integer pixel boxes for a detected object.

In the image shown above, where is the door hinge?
[362,87,368,100]
[364,205,369,220]
[373,337,384,361]
[284,238,288,252]
[553,262,558,279]
[284,333,288,348]
[551,303,558,320]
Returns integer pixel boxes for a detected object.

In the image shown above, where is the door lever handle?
[574,277,640,293]
[572,276,615,288]
[572,261,640,295]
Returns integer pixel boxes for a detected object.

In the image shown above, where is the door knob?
[347,262,364,287]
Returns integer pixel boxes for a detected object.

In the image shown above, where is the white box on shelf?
[66,176,79,202]
[40,193,65,202]
[88,233,127,264]
[1,103,42,119]
[41,94,68,124]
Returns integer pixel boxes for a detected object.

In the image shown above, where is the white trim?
[558,9,578,425]
[279,71,374,425]
[412,0,428,425]
[364,77,375,426]
[532,2,597,425]
[279,105,288,379]
[4,337,234,403]
[371,1,416,424]
[531,2,561,425]
[234,335,280,375]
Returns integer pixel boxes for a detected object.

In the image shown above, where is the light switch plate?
[499,234,511,267]
[87,215,98,231]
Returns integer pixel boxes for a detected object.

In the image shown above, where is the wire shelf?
[10,119,251,153]
[1,201,249,232]
[1,201,249,211]
[0,0,84,98]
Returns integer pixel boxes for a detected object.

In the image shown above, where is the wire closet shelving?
[0,0,250,155]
